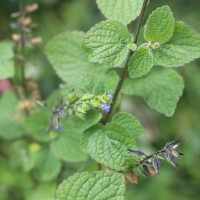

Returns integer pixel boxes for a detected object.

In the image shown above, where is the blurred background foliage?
[0,0,200,199]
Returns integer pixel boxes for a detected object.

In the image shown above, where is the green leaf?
[93,71,119,95]
[144,5,174,43]
[0,41,15,79]
[32,148,61,181]
[57,171,125,200]
[0,91,24,139]
[152,21,200,67]
[96,0,143,25]
[82,123,138,171]
[25,182,56,200]
[71,110,102,131]
[123,68,184,116]
[128,46,153,78]
[25,110,50,142]
[81,20,132,67]
[112,112,144,138]
[50,120,88,162]
[45,31,103,92]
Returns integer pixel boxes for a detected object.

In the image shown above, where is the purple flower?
[107,91,113,100]
[54,124,61,131]
[100,104,110,113]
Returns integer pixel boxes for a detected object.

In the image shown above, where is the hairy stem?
[103,0,149,124]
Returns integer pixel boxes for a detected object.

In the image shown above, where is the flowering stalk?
[129,140,183,176]
[47,90,113,131]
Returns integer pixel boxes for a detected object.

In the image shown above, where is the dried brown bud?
[25,3,39,13]
[22,17,32,26]
[18,100,34,111]
[12,34,21,41]
[124,172,138,184]
[31,37,42,44]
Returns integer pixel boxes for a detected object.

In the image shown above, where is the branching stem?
[103,0,149,124]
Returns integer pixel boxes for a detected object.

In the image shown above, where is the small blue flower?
[54,124,61,131]
[107,91,113,100]
[100,104,110,113]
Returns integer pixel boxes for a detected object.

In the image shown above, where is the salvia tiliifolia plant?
[1,0,200,199]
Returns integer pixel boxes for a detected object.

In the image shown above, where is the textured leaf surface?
[0,91,24,139]
[152,22,200,67]
[123,68,184,116]
[32,148,61,181]
[128,46,153,78]
[57,171,125,200]
[0,41,15,78]
[45,31,103,91]
[112,112,144,138]
[81,20,132,67]
[144,5,174,43]
[97,0,143,25]
[82,124,138,171]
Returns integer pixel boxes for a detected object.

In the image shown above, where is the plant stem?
[103,0,149,124]
[135,149,166,167]
[18,0,25,80]
[17,0,29,98]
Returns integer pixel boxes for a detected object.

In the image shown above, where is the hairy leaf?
[97,0,143,25]
[57,171,125,200]
[82,123,138,171]
[81,20,132,67]
[123,68,184,116]
[152,22,200,67]
[128,46,153,78]
[144,5,174,43]
[0,41,15,79]
[112,112,144,138]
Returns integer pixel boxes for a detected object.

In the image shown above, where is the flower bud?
[80,93,94,101]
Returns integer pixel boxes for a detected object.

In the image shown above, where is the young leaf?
[112,112,144,138]
[144,5,174,43]
[82,123,138,171]
[96,0,143,25]
[152,21,200,67]
[128,46,153,78]
[123,68,184,117]
[0,41,15,79]
[0,91,24,140]
[57,171,125,200]
[81,20,132,67]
